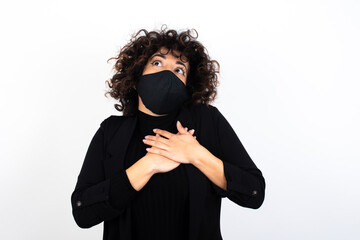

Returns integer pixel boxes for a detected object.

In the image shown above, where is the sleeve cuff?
[211,160,261,198]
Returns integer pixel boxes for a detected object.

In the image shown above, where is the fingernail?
[185,127,188,131]
[191,129,195,133]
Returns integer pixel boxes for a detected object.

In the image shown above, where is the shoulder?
[187,103,216,113]
[188,103,221,119]
[99,115,128,132]
[190,104,230,132]
[98,115,132,144]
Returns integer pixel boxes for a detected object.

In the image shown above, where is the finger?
[176,127,192,135]
[176,120,189,135]
[153,128,173,139]
[176,121,190,134]
[144,134,170,146]
[146,146,172,159]
[143,134,170,151]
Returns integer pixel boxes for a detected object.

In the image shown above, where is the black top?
[71,104,266,240]
[123,108,189,240]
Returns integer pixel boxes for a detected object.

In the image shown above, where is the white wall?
[1,0,359,239]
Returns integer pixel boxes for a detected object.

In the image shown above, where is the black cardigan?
[70,103,266,240]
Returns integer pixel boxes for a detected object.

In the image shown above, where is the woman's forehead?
[153,47,188,62]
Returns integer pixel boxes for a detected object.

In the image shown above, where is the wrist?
[142,155,157,175]
[191,145,208,167]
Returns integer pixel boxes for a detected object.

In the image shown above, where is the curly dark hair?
[104,24,220,117]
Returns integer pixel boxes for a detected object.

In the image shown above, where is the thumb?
[176,120,189,135]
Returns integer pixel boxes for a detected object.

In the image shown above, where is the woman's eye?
[151,60,185,76]
[176,68,185,76]
[151,60,162,66]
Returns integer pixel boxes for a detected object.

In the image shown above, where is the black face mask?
[136,70,190,115]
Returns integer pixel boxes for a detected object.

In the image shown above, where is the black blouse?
[122,108,189,240]
[71,104,266,240]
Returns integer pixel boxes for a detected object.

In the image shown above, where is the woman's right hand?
[145,127,195,174]
[145,151,180,174]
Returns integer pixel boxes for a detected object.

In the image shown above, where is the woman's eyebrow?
[150,53,188,71]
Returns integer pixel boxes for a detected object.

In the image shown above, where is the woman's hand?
[144,151,180,174]
[142,121,204,165]
[144,125,195,174]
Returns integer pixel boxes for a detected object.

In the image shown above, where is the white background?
[1,0,359,239]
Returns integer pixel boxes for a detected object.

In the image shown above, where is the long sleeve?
[209,106,266,209]
[70,118,139,229]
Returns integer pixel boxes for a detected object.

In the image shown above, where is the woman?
[71,25,266,240]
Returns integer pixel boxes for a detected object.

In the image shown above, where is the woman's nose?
[164,66,173,72]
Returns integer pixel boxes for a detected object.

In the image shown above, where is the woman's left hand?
[143,120,205,164]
